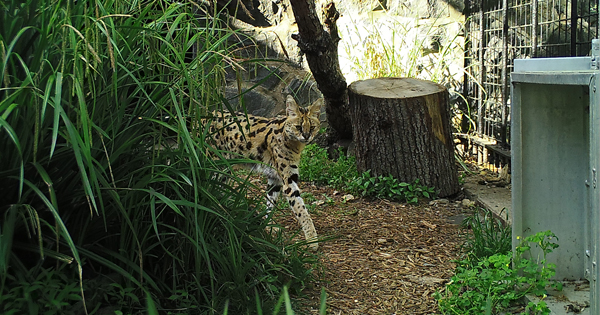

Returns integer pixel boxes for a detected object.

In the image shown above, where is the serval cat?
[208,95,323,250]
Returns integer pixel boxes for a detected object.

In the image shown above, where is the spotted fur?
[208,95,323,250]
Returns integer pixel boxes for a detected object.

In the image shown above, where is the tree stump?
[348,77,459,197]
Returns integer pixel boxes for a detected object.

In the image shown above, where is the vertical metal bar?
[500,0,509,147]
[532,0,538,57]
[478,3,485,136]
[571,0,578,56]
[596,0,599,40]
[589,40,600,313]
[463,0,471,99]
[463,0,472,134]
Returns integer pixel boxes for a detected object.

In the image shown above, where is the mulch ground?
[276,184,470,315]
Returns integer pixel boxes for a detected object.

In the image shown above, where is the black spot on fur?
[249,131,256,137]
[290,165,298,169]
[274,128,281,134]
[291,190,300,197]
[265,128,273,137]
[268,185,281,197]
[246,142,252,150]
[289,200,296,207]
[297,213,302,217]
[288,174,299,184]
[284,144,298,154]
[257,126,267,133]
[284,187,292,195]
[238,144,244,151]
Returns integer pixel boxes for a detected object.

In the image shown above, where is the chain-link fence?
[462,0,598,169]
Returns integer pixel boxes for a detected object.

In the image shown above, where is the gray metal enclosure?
[511,49,600,313]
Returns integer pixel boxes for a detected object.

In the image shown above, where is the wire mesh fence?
[462,0,598,170]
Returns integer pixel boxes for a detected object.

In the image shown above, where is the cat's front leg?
[281,173,318,250]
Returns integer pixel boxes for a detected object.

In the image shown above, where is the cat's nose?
[302,133,311,141]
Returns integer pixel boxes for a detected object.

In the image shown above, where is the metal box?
[511,40,600,313]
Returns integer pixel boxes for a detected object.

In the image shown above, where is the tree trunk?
[288,1,352,139]
[348,77,460,197]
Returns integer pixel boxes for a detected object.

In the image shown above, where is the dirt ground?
[277,184,471,315]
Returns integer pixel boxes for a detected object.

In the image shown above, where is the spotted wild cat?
[208,95,323,250]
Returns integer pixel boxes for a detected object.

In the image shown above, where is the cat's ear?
[286,95,300,117]
[308,98,324,119]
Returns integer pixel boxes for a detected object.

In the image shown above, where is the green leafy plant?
[299,144,435,203]
[435,230,560,315]
[0,263,82,315]
[348,171,436,204]
[299,144,358,188]
[460,208,512,266]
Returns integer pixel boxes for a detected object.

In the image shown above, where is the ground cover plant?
[435,209,561,315]
[0,1,317,314]
[299,143,435,203]
[460,208,512,266]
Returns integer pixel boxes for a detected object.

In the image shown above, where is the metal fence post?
[500,0,509,147]
[572,0,579,56]
[478,3,485,136]
[532,0,538,57]
[463,0,472,134]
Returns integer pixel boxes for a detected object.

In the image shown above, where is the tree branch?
[289,0,352,139]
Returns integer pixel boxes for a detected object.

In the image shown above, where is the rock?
[223,86,278,117]
[433,198,450,205]
[406,275,445,285]
[461,198,475,207]
[342,194,355,202]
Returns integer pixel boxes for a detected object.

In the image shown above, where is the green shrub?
[0,1,316,314]
[435,230,561,315]
[460,208,512,266]
[299,144,358,188]
[348,171,436,204]
[0,264,82,315]
[299,144,435,204]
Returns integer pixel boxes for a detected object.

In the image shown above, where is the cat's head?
[284,95,323,143]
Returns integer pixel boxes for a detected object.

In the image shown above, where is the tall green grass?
[0,1,315,314]
[340,14,464,88]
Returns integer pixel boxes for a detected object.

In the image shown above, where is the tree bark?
[288,1,352,139]
[348,77,460,197]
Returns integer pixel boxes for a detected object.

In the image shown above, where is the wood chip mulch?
[279,184,467,315]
